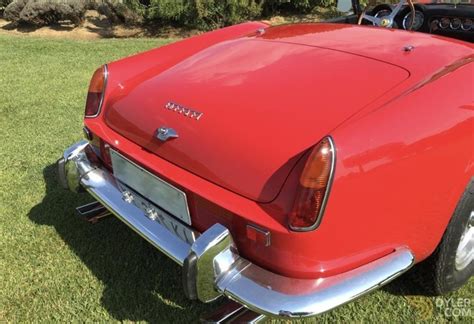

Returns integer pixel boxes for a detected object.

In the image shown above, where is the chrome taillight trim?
[289,136,336,232]
[85,64,108,119]
[83,126,93,140]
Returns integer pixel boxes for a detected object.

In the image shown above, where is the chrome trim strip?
[83,167,193,265]
[59,141,415,319]
[218,248,414,318]
[82,126,93,140]
[85,64,108,119]
[60,141,194,265]
[190,224,235,302]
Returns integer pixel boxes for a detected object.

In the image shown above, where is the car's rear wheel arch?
[410,177,473,295]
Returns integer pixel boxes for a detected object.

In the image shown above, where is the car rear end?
[58,69,413,320]
[57,24,418,319]
[58,132,414,319]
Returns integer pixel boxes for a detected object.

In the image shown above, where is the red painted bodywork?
[84,22,474,279]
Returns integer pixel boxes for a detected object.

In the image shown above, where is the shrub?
[146,0,188,25]
[191,0,263,29]
[1,0,13,10]
[3,0,27,21]
[97,0,143,25]
[263,0,335,14]
[5,0,86,26]
[146,0,263,30]
[4,0,339,30]
[144,0,338,30]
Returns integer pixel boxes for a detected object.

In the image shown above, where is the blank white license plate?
[110,150,191,225]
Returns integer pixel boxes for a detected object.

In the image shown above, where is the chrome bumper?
[58,140,415,318]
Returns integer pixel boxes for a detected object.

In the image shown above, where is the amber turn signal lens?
[288,137,335,231]
[85,65,108,117]
[299,138,333,189]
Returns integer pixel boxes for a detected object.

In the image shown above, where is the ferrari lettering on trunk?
[165,101,204,121]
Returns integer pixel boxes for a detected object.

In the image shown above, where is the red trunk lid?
[105,38,408,202]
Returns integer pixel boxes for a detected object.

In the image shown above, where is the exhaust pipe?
[76,201,111,224]
[200,301,265,323]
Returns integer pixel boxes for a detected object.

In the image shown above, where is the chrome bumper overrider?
[58,140,415,318]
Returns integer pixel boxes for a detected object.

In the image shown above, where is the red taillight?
[288,137,335,231]
[85,65,108,117]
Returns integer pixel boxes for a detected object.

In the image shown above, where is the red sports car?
[58,0,473,321]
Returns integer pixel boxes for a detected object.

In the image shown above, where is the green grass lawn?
[0,34,472,323]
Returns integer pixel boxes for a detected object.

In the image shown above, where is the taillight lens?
[288,137,335,231]
[85,65,108,117]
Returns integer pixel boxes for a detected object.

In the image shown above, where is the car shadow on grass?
[29,163,221,322]
[383,273,428,297]
[30,163,432,322]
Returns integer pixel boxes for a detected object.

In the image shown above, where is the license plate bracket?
[110,150,192,225]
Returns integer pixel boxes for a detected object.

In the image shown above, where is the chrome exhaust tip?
[200,301,265,323]
[76,201,111,224]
